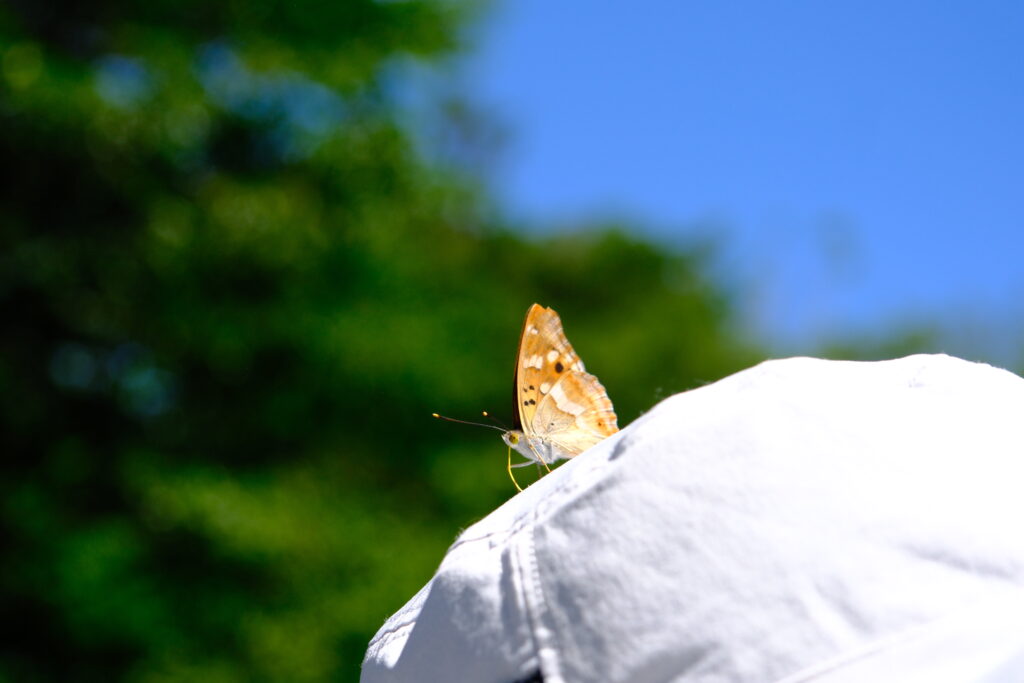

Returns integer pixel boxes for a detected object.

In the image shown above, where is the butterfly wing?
[513,304,618,458]
[513,304,578,431]
[532,370,618,456]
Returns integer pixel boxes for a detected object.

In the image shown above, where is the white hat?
[363,355,1024,682]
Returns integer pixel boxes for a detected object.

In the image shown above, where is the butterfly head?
[501,429,524,450]
[503,428,563,466]
[503,429,546,463]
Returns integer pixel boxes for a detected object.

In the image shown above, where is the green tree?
[0,2,758,681]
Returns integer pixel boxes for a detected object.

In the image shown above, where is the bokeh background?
[1,1,1020,681]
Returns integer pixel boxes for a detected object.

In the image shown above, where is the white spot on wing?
[529,327,539,335]
[539,382,551,394]
[546,350,559,363]
[549,382,586,416]
[524,354,543,369]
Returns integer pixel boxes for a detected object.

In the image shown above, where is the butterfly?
[500,304,618,488]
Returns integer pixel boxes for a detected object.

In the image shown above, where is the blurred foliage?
[0,1,762,681]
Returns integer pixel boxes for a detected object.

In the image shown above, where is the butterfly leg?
[525,441,553,474]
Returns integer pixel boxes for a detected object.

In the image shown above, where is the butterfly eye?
[509,434,519,444]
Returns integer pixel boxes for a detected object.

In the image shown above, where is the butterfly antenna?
[481,411,508,429]
[432,413,505,432]
[434,412,529,491]
[507,444,523,492]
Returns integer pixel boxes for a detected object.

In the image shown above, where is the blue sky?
[462,1,1024,359]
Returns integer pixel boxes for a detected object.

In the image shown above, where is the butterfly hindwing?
[534,372,618,455]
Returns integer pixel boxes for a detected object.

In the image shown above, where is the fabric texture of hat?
[362,354,1024,682]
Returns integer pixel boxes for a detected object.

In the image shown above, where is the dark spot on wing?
[528,399,536,405]
[529,385,535,390]
[554,362,564,373]
[523,400,529,406]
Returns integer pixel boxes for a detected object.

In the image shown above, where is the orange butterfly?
[500,304,618,489]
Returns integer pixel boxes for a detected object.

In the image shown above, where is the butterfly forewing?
[513,305,580,428]
[512,304,618,459]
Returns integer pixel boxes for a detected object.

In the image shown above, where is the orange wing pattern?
[512,304,618,457]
